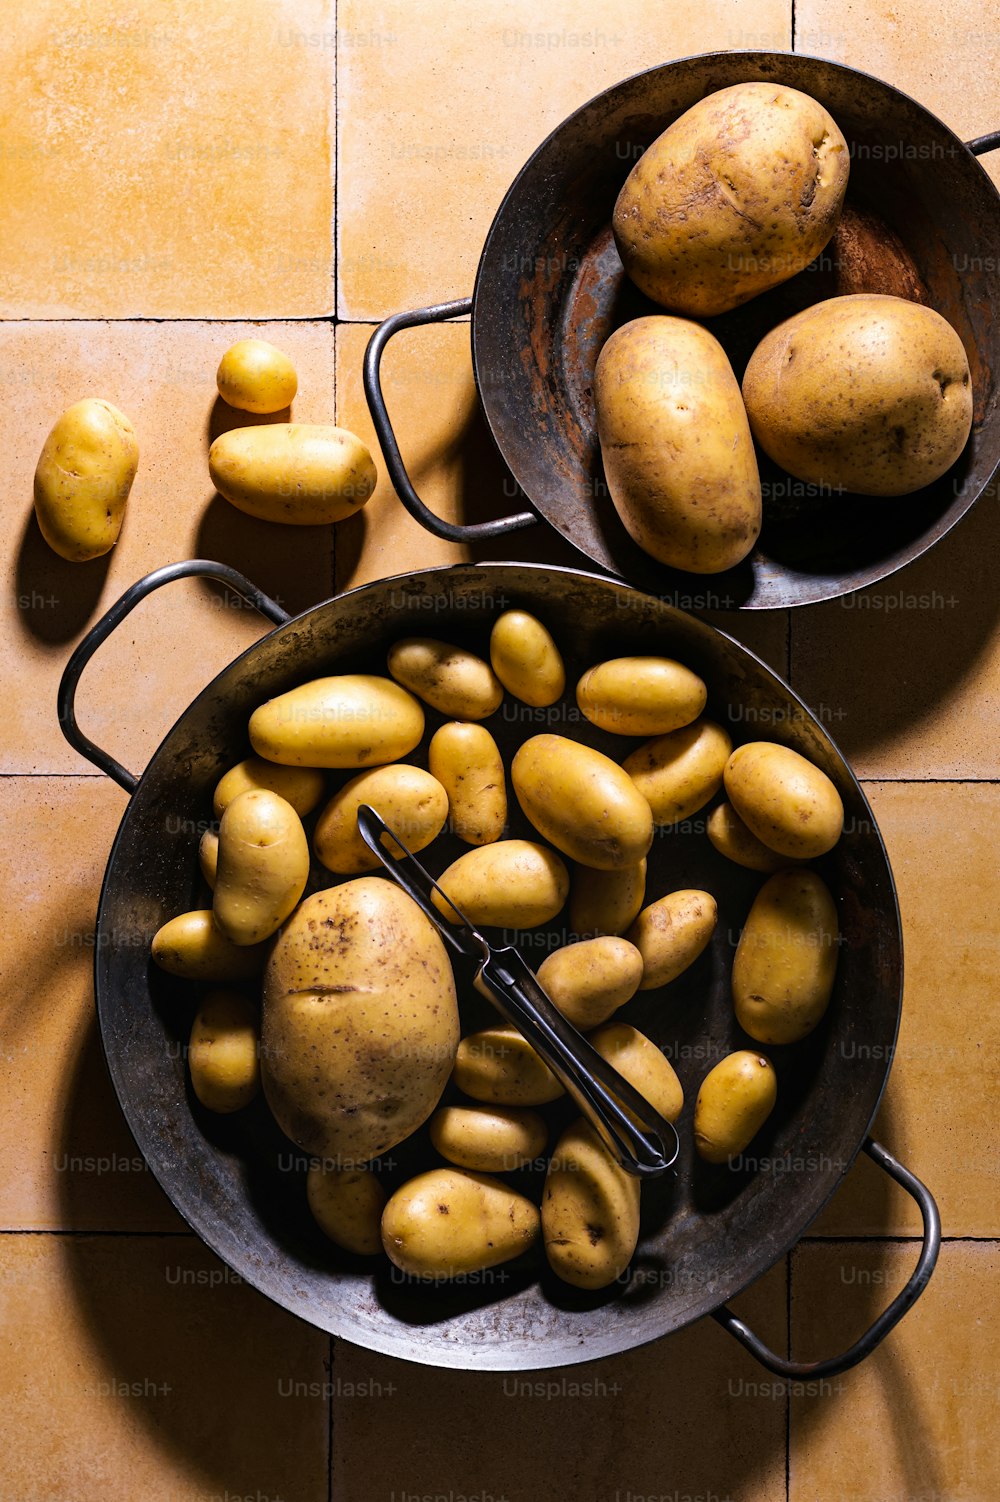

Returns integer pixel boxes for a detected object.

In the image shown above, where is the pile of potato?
[599,81,974,572]
[151,608,846,1290]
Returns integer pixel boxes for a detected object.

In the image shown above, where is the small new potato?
[725,742,844,859]
[216,338,298,414]
[428,722,507,845]
[313,764,448,874]
[576,657,706,736]
[33,398,138,561]
[249,675,424,769]
[453,1025,564,1106]
[151,910,268,982]
[209,424,376,525]
[213,757,325,819]
[512,734,653,871]
[624,719,733,824]
[213,789,309,945]
[381,1168,540,1279]
[188,991,260,1113]
[569,859,647,938]
[542,1120,641,1290]
[429,1104,548,1172]
[706,802,795,873]
[387,638,503,720]
[627,890,717,990]
[433,841,569,929]
[694,1051,777,1164]
[589,1023,684,1123]
[537,937,643,1030]
[199,829,219,889]
[307,1163,385,1255]
[733,869,840,1045]
[489,610,565,707]
[742,294,973,495]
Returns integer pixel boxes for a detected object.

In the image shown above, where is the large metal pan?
[59,560,939,1373]
[364,51,1000,609]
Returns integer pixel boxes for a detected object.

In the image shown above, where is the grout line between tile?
[0,315,464,327]
[0,1227,195,1237]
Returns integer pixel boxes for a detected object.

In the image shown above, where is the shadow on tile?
[205,395,291,447]
[195,493,333,619]
[14,506,112,645]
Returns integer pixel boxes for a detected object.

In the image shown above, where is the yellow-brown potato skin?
[188,991,260,1113]
[312,764,448,874]
[612,82,849,317]
[568,859,647,938]
[742,294,974,495]
[306,1163,386,1255]
[624,719,733,824]
[452,1025,564,1106]
[724,742,844,859]
[694,1051,777,1163]
[249,675,424,769]
[733,869,840,1045]
[536,937,643,1030]
[428,722,507,845]
[33,398,138,561]
[489,610,565,707]
[432,840,569,929]
[216,338,298,414]
[589,1023,684,1123]
[151,910,268,982]
[511,734,653,871]
[209,424,376,524]
[199,829,219,890]
[706,802,796,873]
[428,1104,547,1172]
[213,757,326,820]
[387,638,503,720]
[213,789,309,945]
[576,657,706,737]
[542,1120,641,1289]
[381,1168,539,1278]
[627,889,717,990]
[595,318,761,573]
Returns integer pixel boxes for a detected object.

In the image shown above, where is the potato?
[627,890,717,990]
[694,1051,777,1164]
[387,638,503,720]
[576,657,706,736]
[624,719,733,824]
[568,859,647,938]
[216,338,297,414]
[733,869,840,1045]
[261,879,459,1162]
[151,910,268,982]
[742,295,973,495]
[432,841,569,929]
[199,829,219,889]
[381,1168,539,1279]
[209,424,376,525]
[612,82,849,317]
[249,675,424,769]
[428,722,507,845]
[33,398,138,561]
[511,734,653,871]
[706,802,795,874]
[724,742,844,859]
[429,1104,547,1172]
[213,789,309,945]
[307,1162,385,1255]
[213,757,325,820]
[589,1023,684,1123]
[594,318,761,574]
[188,991,260,1113]
[489,610,565,707]
[542,1120,641,1290]
[313,764,448,874]
[536,937,643,1030]
[453,1025,564,1106]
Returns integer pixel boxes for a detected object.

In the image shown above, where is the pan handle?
[711,1138,941,1379]
[967,130,1000,156]
[363,298,539,542]
[57,560,290,795]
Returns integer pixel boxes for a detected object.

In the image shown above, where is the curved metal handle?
[57,560,290,795]
[712,1138,941,1379]
[362,298,538,542]
[967,130,1000,156]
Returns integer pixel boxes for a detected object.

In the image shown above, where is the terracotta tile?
[336,0,792,319]
[789,1242,998,1501]
[0,1234,327,1500]
[0,320,335,776]
[331,1260,787,1502]
[0,0,334,316]
[809,782,1000,1238]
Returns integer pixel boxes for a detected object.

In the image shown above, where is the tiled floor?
[2,3,998,1500]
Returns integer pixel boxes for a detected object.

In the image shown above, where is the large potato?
[627,890,717,990]
[188,991,260,1113]
[432,841,569,929]
[428,722,507,845]
[576,657,706,737]
[589,1023,684,1123]
[261,879,459,1163]
[216,338,297,414]
[453,1025,564,1106]
[706,802,796,873]
[387,638,503,720]
[213,790,309,945]
[213,756,325,820]
[536,937,643,1030]
[612,82,849,316]
[511,734,653,871]
[151,910,268,982]
[733,869,840,1045]
[313,764,447,874]
[489,610,565,707]
[725,742,844,859]
[694,1051,777,1164]
[568,859,647,938]
[542,1120,641,1290]
[381,1168,539,1278]
[742,294,973,495]
[209,424,376,524]
[594,318,761,574]
[429,1104,547,1172]
[307,1163,385,1255]
[33,398,138,561]
[249,675,424,769]
[624,719,732,824]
